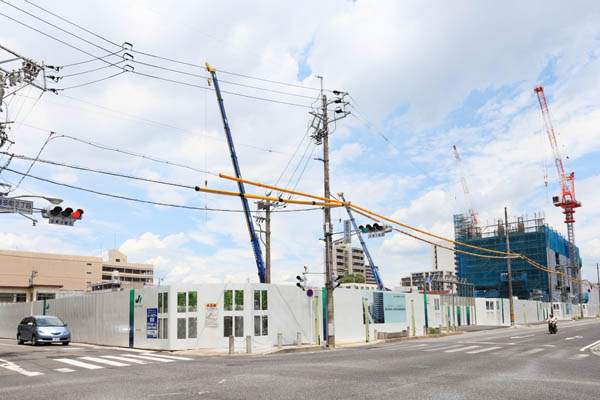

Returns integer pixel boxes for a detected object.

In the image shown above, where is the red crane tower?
[534,86,582,307]
[453,145,479,236]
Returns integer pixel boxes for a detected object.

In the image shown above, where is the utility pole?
[597,263,599,308]
[256,200,282,284]
[310,77,350,348]
[504,207,515,326]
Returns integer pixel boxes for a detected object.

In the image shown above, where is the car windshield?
[35,316,65,327]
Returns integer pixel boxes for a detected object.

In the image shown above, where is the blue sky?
[1,0,599,286]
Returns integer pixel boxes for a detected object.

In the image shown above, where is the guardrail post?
[296,332,302,346]
[229,335,234,355]
[246,336,251,354]
[277,333,283,348]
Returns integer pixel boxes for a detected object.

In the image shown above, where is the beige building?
[333,243,378,285]
[0,249,153,303]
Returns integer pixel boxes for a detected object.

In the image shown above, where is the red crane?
[453,145,478,229]
[534,86,582,305]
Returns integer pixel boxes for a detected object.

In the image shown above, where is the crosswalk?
[1,352,193,377]
[383,342,593,361]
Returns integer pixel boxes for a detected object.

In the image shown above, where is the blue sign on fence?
[147,308,158,339]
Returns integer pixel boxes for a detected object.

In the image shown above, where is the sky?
[1,0,599,287]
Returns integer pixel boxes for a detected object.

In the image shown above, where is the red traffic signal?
[71,209,84,220]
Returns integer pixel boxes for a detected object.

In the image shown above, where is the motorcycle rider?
[547,312,558,333]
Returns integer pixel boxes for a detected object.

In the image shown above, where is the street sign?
[0,198,33,214]
[146,308,157,339]
[306,288,314,297]
[343,219,351,244]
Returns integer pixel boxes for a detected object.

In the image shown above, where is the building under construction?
[454,213,581,303]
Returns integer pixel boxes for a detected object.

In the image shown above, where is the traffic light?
[296,274,307,291]
[42,206,84,226]
[358,223,392,238]
[332,274,343,290]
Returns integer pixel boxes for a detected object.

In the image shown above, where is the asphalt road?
[1,319,599,400]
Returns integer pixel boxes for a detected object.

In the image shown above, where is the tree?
[339,273,365,284]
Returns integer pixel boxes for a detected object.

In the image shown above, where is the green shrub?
[428,327,441,334]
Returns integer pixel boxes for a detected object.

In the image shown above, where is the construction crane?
[534,86,582,306]
[206,63,266,283]
[453,145,479,236]
[338,193,386,290]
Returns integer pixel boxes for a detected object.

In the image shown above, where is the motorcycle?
[548,320,557,334]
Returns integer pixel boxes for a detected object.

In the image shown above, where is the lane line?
[521,348,544,355]
[55,368,75,373]
[79,356,129,367]
[0,358,43,377]
[54,358,104,369]
[102,355,150,364]
[568,354,590,360]
[141,353,193,361]
[445,345,480,353]
[394,344,429,350]
[565,336,583,341]
[580,340,600,352]
[120,354,175,363]
[424,344,462,352]
[510,335,534,339]
[466,346,502,354]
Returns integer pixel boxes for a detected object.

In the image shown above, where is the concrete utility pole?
[310,77,350,348]
[504,207,515,326]
[257,200,281,284]
[597,263,599,307]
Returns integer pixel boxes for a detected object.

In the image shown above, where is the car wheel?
[62,341,69,346]
[17,334,24,345]
[31,334,37,346]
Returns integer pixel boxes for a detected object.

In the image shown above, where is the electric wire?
[59,49,124,68]
[20,0,322,93]
[56,59,126,78]
[55,70,125,91]
[1,166,323,213]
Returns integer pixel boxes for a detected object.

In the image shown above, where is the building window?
[188,292,197,312]
[87,263,92,266]
[158,293,163,313]
[177,318,186,339]
[254,290,267,311]
[158,318,168,339]
[254,290,260,310]
[37,293,55,301]
[234,316,244,337]
[434,298,440,311]
[158,292,168,313]
[224,290,233,311]
[254,316,261,336]
[116,258,121,262]
[16,293,26,302]
[235,290,244,311]
[0,293,14,303]
[86,271,92,275]
[177,292,186,313]
[188,317,197,339]
[261,290,267,310]
[223,316,233,337]
[262,315,268,336]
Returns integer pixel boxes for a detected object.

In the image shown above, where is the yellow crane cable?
[217,173,595,288]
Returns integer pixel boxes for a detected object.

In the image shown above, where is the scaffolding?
[453,213,580,301]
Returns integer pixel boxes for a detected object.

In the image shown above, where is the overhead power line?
[19,0,322,92]
[1,166,322,214]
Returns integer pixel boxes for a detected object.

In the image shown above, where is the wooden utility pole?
[504,207,515,326]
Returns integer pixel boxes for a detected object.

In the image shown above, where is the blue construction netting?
[454,221,580,301]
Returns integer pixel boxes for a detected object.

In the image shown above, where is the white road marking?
[102,355,149,364]
[445,345,480,353]
[54,368,75,373]
[218,379,226,384]
[521,348,544,355]
[105,347,156,353]
[120,354,174,363]
[466,346,502,354]
[0,358,43,377]
[568,354,590,360]
[542,345,556,347]
[144,354,192,361]
[580,340,600,352]
[510,335,534,339]
[565,336,583,341]
[424,344,462,352]
[79,356,129,367]
[54,358,104,370]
